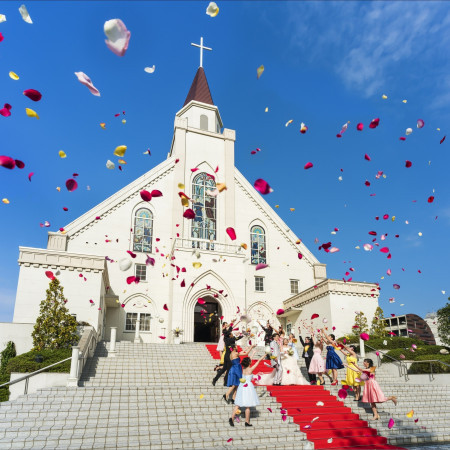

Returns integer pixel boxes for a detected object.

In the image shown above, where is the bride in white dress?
[255,339,309,386]
[281,339,309,385]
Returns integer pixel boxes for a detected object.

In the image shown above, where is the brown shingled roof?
[183,67,214,107]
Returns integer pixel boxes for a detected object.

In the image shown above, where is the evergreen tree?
[352,311,369,336]
[32,278,78,351]
[437,299,450,346]
[370,305,388,338]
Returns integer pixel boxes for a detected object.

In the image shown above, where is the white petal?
[144,65,156,74]
[106,160,115,170]
[19,5,32,23]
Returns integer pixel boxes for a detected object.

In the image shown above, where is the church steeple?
[183,67,214,107]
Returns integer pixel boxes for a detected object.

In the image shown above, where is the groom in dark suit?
[299,332,316,384]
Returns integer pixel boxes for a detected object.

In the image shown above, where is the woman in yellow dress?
[338,342,364,401]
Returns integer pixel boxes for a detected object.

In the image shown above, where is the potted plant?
[172,328,183,344]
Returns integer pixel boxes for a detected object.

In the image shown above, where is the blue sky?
[1,1,449,322]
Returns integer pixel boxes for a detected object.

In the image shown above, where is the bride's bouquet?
[287,348,294,356]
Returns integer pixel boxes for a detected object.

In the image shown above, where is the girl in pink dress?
[347,358,397,420]
[308,334,326,385]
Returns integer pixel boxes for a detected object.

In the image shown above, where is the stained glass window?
[191,173,216,243]
[133,208,153,253]
[250,225,266,264]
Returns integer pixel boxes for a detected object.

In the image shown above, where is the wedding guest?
[258,320,273,360]
[346,358,397,420]
[216,322,228,352]
[338,341,364,401]
[321,329,344,385]
[298,330,316,385]
[229,354,266,427]
[308,332,326,385]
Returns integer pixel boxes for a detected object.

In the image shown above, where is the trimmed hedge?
[341,335,426,350]
[408,354,450,375]
[382,345,449,363]
[6,348,72,375]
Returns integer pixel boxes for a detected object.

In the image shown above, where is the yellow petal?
[406,410,414,418]
[9,71,19,80]
[216,182,227,192]
[2,198,10,204]
[116,299,120,303]
[56,187,61,192]
[118,159,127,164]
[199,394,204,399]
[114,145,127,157]
[265,107,269,112]
[206,2,219,17]
[382,94,387,99]
[391,216,396,221]
[285,120,293,127]
[240,243,248,250]
[178,183,185,189]
[402,99,407,103]
[122,119,126,124]
[239,378,246,383]
[257,65,264,79]
[59,150,67,158]
[296,239,301,244]
[25,108,39,119]
[181,197,189,207]
[290,208,295,212]
[275,205,279,208]
[192,262,202,269]
[236,409,241,414]
[100,123,106,129]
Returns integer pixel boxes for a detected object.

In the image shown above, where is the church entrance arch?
[194,296,222,343]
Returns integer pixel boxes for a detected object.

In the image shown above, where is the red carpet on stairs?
[206,345,405,450]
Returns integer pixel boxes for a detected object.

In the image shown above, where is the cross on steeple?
[191,37,212,68]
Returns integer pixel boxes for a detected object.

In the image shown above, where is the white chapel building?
[6,61,380,349]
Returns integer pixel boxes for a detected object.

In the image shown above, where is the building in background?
[383,313,436,345]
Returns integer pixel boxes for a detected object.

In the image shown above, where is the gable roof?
[183,67,214,107]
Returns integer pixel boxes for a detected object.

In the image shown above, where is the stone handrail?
[174,237,244,256]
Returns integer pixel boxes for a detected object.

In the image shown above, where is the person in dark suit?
[213,322,241,386]
[298,330,316,384]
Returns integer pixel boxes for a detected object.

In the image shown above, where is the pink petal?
[254,178,273,195]
[183,208,195,219]
[369,118,380,129]
[393,284,400,289]
[304,162,313,170]
[127,251,137,258]
[405,160,412,168]
[45,271,55,280]
[298,252,303,259]
[329,247,339,253]
[0,103,12,117]
[364,153,371,161]
[104,19,131,57]
[151,189,163,197]
[356,123,364,131]
[417,119,424,129]
[0,156,16,169]
[63,207,68,211]
[360,332,370,341]
[226,227,236,241]
[276,309,285,315]
[338,389,348,399]
[368,231,377,235]
[126,276,140,284]
[383,214,389,219]
[74,72,100,96]
[140,190,152,201]
[121,303,125,308]
[255,263,268,271]
[181,279,185,287]
[428,196,434,203]
[227,438,233,443]
[387,268,391,276]
[311,313,319,320]
[388,418,395,429]
[158,336,166,340]
[163,304,168,311]
[23,89,42,102]
[198,298,206,305]
[267,408,272,413]
[14,159,25,169]
[65,178,78,192]
[146,255,155,266]
[380,247,389,253]
[282,415,287,422]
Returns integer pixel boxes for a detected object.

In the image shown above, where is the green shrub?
[382,345,450,363]
[0,341,17,403]
[340,335,426,351]
[408,354,450,375]
[6,348,72,375]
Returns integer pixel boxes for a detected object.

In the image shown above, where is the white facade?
[5,68,380,347]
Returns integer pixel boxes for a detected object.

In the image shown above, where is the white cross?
[191,37,212,68]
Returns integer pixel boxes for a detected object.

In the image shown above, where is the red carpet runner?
[206,345,405,450]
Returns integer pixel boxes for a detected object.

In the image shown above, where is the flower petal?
[393,284,400,289]
[0,156,16,169]
[417,119,424,129]
[140,190,152,202]
[65,178,78,192]
[338,389,348,399]
[428,196,434,203]
[380,247,389,253]
[369,118,380,129]
[104,19,131,57]
[360,332,370,341]
[45,271,55,280]
[405,160,412,168]
[206,2,219,17]
[255,263,268,271]
[254,178,272,195]
[364,153,371,161]
[74,72,100,96]
[304,162,313,170]
[388,418,395,429]
[151,189,163,197]
[106,160,115,170]
[144,65,155,73]
[25,108,39,119]
[276,309,285,315]
[23,89,41,102]
[226,227,236,241]
[311,313,319,320]
[198,298,206,305]
[18,5,32,23]
[357,123,364,131]
[183,208,195,219]
[119,258,132,271]
[257,65,264,79]
[0,103,12,117]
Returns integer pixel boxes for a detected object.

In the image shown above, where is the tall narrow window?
[250,225,266,264]
[191,173,216,243]
[200,114,208,131]
[290,279,299,295]
[255,276,264,292]
[135,264,147,282]
[133,208,153,253]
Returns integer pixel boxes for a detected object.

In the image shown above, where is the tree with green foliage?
[352,311,369,336]
[436,299,450,346]
[0,341,16,402]
[370,306,388,338]
[32,278,78,351]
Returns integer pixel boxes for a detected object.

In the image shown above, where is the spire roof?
[183,67,214,107]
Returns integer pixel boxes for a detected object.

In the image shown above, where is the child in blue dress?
[229,354,266,427]
[321,329,344,385]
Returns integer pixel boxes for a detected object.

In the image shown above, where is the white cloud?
[285,2,450,100]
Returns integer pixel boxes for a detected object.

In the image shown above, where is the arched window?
[133,208,153,252]
[192,173,216,243]
[250,225,266,264]
[200,114,208,131]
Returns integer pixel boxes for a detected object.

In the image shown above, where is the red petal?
[338,389,348,399]
[369,118,380,129]
[360,332,370,341]
[380,247,389,253]
[198,298,206,305]
[399,136,406,141]
[158,336,166,339]
[405,160,412,168]
[65,178,78,191]
[163,304,168,311]
[45,271,55,280]
[393,284,400,289]
[227,438,233,443]
[23,89,42,102]
[364,153,371,161]
[126,276,140,284]
[0,104,12,117]
[440,135,446,144]
[298,252,303,259]
[181,279,185,287]
[127,251,137,258]
[304,162,313,170]
[151,190,163,197]
[190,168,199,172]
[368,231,377,236]
[254,178,272,195]
[365,180,370,186]
[255,263,268,270]
[383,214,389,219]
[183,208,195,219]
[276,309,285,315]
[226,227,236,241]
[311,313,319,320]
[428,196,434,203]
[0,156,16,169]
[14,160,25,169]
[63,207,68,211]
[140,190,152,201]
[356,123,364,131]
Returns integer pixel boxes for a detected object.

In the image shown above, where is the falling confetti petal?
[226,227,236,241]
[183,208,195,219]
[405,127,413,135]
[440,135,446,144]
[316,401,324,406]
[428,196,434,203]
[255,263,268,271]
[0,15,6,23]
[0,103,12,117]
[276,309,285,315]
[338,389,347,399]
[74,72,100,96]
[65,178,78,192]
[9,71,19,80]
[393,284,400,289]
[257,65,264,79]
[106,160,115,170]
[364,153,371,161]
[254,178,272,195]
[19,5,32,23]
[104,19,131,57]
[114,145,127,157]
[2,198,10,204]
[369,118,380,129]
[23,89,42,102]
[382,94,388,99]
[192,262,202,269]
[285,119,293,127]
[360,333,370,341]
[357,123,363,131]
[140,190,152,202]
[311,313,319,320]
[0,156,16,169]
[406,410,414,418]
[25,108,39,119]
[144,65,156,73]
[405,160,412,168]
[300,122,308,134]
[304,162,313,170]
[388,418,395,429]
[206,2,219,17]
[59,150,67,158]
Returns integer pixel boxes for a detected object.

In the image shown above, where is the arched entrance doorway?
[194,296,222,342]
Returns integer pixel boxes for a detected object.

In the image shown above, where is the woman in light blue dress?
[229,354,266,427]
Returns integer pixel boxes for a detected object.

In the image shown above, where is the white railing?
[174,238,244,255]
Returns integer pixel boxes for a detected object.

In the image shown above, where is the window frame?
[124,312,152,333]
[255,276,265,292]
[250,225,267,265]
[135,263,147,282]
[290,279,299,295]
[132,208,153,253]
[191,172,217,243]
